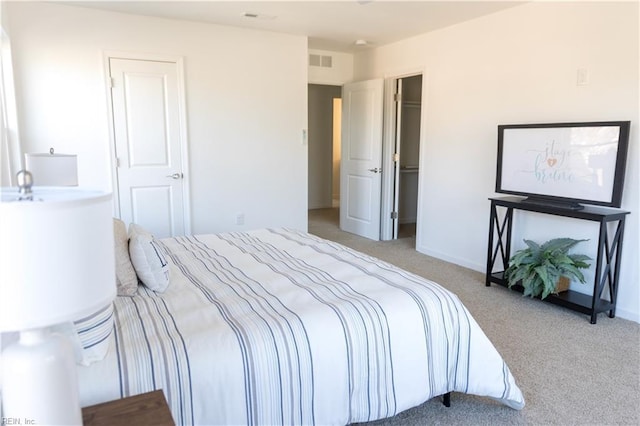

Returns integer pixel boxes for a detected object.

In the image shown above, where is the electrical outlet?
[577,68,589,86]
[236,213,245,225]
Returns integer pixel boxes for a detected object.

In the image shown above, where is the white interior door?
[109,57,187,238]
[340,79,384,240]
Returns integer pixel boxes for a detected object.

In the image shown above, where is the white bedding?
[78,228,524,425]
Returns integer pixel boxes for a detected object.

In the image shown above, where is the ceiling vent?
[241,12,276,20]
[309,54,333,68]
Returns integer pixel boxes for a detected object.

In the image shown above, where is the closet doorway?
[387,74,422,240]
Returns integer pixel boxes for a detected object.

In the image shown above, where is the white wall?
[354,2,640,322]
[308,49,353,85]
[0,1,21,186]
[6,2,308,234]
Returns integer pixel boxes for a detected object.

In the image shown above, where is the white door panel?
[125,73,170,166]
[130,186,173,237]
[347,91,376,161]
[346,175,374,220]
[110,58,186,238]
[340,79,384,240]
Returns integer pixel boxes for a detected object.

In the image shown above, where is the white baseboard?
[415,244,485,272]
[614,307,640,323]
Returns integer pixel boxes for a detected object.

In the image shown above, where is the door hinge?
[391,211,398,219]
[394,93,402,102]
[109,77,115,88]
[115,157,121,168]
[393,153,399,163]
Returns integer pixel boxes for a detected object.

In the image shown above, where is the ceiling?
[63,0,525,52]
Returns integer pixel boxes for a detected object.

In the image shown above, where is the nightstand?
[82,390,175,426]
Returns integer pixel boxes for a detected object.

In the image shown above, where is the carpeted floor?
[308,208,640,426]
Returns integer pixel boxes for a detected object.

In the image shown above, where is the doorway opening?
[307,84,342,229]
[392,74,422,240]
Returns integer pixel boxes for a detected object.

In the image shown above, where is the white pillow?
[128,223,170,292]
[51,303,114,366]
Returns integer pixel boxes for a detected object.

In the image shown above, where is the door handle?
[166,173,183,179]
[367,168,382,173]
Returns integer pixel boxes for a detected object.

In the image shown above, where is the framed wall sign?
[496,121,630,208]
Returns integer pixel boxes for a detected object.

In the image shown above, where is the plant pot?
[555,276,570,293]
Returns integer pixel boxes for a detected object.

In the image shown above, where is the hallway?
[308,208,416,240]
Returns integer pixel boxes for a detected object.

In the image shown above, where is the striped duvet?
[77,228,524,425]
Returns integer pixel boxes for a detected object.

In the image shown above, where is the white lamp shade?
[24,153,78,186]
[0,188,116,331]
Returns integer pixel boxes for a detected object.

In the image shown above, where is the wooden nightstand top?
[82,390,175,426]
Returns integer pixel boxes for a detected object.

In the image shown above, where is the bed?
[77,228,524,425]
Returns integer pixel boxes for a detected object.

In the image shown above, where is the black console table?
[486,196,629,324]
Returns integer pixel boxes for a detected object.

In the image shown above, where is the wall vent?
[309,54,333,68]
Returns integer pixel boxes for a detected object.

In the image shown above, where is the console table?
[486,196,629,324]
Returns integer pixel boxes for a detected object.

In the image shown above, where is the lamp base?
[1,328,82,425]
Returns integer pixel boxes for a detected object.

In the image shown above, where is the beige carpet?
[308,208,640,426]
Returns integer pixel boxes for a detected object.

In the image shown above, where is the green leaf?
[573,260,591,269]
[550,253,573,266]
[506,264,526,287]
[531,276,544,298]
[534,264,556,294]
[541,284,554,300]
[523,239,540,252]
[508,249,534,267]
[569,253,592,263]
[541,238,588,253]
[559,264,587,283]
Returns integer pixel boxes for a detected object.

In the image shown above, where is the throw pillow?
[128,223,170,292]
[113,218,138,296]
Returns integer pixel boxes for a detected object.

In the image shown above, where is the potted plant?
[505,237,592,299]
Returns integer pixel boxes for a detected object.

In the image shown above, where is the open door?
[340,79,384,240]
[395,75,422,239]
[381,73,423,241]
[391,78,403,239]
